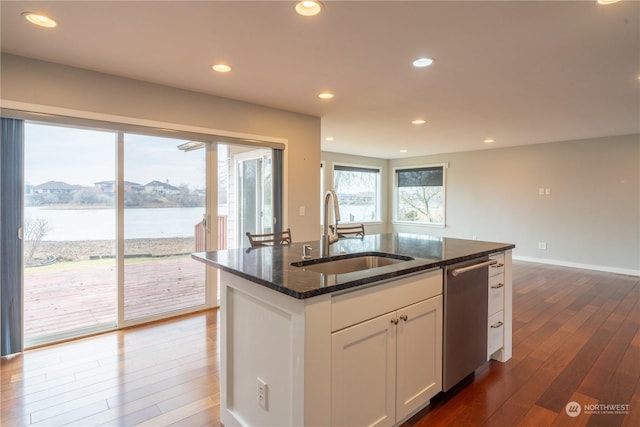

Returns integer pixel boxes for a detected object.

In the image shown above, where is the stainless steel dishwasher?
[443,257,495,391]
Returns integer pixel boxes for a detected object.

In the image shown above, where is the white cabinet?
[488,253,507,359]
[331,294,443,426]
[331,309,396,427]
[395,297,443,420]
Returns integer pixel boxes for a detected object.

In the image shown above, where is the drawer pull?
[490,321,504,329]
[400,314,408,322]
[491,283,504,289]
[491,263,504,269]
[391,318,399,325]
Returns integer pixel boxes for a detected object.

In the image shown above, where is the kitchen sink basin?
[291,253,413,275]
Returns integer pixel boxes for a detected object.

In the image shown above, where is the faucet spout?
[321,190,341,257]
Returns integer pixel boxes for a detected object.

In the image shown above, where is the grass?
[23,254,192,276]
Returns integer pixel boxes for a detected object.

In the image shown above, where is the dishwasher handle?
[449,259,497,277]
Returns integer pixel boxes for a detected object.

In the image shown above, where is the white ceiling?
[1,1,639,159]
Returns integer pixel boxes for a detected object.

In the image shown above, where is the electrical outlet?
[299,205,306,216]
[538,242,547,250]
[257,377,268,410]
[545,188,551,195]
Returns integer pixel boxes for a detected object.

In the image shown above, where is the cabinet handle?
[491,283,504,289]
[390,318,399,325]
[490,321,504,329]
[400,314,408,322]
[491,263,504,269]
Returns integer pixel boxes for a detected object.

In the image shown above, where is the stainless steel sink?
[291,253,413,275]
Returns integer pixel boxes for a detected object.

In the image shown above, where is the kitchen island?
[193,233,514,427]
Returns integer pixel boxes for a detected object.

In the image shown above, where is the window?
[333,164,380,223]
[395,165,446,225]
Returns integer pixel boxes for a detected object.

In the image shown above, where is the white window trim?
[392,163,447,227]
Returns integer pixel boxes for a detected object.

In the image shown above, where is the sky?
[25,123,206,190]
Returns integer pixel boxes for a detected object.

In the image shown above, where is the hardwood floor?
[2,260,639,426]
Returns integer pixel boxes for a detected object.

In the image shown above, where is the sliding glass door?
[22,123,209,346]
[235,149,273,246]
[13,115,284,348]
[23,123,117,345]
[123,134,206,320]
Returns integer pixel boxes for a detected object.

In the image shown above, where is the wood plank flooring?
[2,260,639,426]
[403,261,640,427]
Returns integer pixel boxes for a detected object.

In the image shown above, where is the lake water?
[25,207,205,241]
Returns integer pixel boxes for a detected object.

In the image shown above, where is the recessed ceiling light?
[295,1,323,16]
[212,64,231,73]
[484,138,495,144]
[411,119,426,125]
[413,57,434,68]
[318,92,335,100]
[325,137,334,141]
[596,0,621,4]
[400,149,408,153]
[22,12,57,28]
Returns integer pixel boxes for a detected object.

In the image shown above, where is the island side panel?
[303,294,332,426]
[219,270,331,426]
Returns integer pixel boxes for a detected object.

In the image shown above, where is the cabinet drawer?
[489,253,505,277]
[331,269,442,332]
[488,274,505,316]
[487,311,504,357]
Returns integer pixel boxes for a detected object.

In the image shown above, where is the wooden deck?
[23,256,206,342]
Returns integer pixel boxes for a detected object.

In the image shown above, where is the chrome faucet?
[321,189,341,257]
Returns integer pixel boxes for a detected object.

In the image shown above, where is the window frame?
[331,162,382,224]
[392,163,447,227]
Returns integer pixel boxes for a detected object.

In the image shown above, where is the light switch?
[538,188,545,196]
[299,206,306,216]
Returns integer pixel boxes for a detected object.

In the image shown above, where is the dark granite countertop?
[192,233,515,299]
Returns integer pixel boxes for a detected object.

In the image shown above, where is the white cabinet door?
[396,296,443,421]
[331,312,397,427]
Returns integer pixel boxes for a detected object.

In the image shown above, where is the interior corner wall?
[321,151,390,235]
[0,53,321,242]
[390,134,640,274]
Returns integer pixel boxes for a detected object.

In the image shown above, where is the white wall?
[0,53,322,242]
[390,134,640,275]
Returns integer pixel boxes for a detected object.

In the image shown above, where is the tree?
[398,187,443,223]
[24,218,53,262]
[71,188,113,206]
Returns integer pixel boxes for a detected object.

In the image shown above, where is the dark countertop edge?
[192,243,515,300]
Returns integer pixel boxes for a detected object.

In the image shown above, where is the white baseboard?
[513,255,640,277]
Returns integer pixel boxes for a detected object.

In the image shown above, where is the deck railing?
[194,215,227,251]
